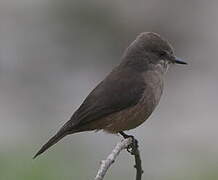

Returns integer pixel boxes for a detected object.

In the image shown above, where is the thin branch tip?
[94,136,143,180]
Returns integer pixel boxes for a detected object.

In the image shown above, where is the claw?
[119,132,139,154]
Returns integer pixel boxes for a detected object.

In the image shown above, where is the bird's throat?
[155,60,170,75]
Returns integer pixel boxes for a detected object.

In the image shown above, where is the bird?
[34,32,187,159]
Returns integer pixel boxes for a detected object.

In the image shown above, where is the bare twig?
[129,138,143,180]
[94,138,132,180]
[94,136,143,180]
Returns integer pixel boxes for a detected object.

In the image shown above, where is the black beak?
[175,57,188,65]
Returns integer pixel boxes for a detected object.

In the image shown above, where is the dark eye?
[159,51,167,57]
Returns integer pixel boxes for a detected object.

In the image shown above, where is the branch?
[94,137,143,180]
[130,138,143,180]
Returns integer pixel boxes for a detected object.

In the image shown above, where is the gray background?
[0,0,217,179]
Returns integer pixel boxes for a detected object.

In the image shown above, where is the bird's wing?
[69,67,146,128]
[33,66,146,158]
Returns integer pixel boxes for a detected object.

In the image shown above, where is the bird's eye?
[159,51,167,57]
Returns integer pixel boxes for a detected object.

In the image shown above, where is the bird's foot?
[119,131,138,155]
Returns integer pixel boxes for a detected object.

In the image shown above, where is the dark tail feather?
[33,130,68,159]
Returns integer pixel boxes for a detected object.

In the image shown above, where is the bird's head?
[123,32,187,73]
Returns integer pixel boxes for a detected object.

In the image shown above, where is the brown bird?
[34,32,187,159]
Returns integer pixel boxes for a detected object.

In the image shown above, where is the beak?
[174,57,188,65]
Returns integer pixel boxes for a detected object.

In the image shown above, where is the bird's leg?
[119,131,138,155]
[119,131,133,139]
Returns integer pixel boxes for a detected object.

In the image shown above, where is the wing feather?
[70,67,146,128]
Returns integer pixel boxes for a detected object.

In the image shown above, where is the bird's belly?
[103,95,161,133]
[102,102,153,133]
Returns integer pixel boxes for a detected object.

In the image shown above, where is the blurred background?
[0,0,218,179]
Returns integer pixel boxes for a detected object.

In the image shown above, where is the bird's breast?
[102,70,164,133]
[141,70,164,108]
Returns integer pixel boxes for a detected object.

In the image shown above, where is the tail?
[33,129,69,159]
